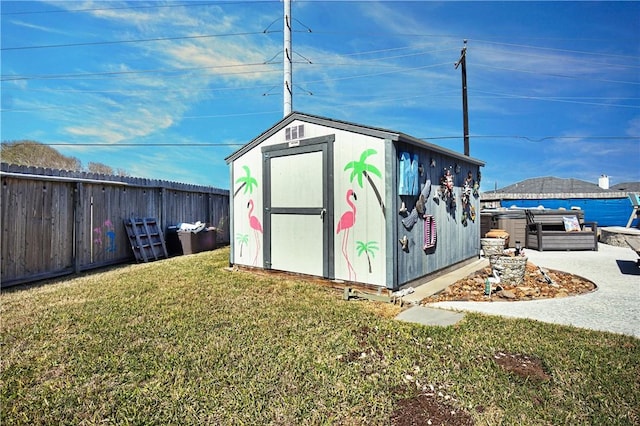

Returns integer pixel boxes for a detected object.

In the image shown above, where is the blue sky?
[2,1,639,191]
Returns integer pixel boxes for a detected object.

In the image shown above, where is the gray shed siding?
[392,141,483,286]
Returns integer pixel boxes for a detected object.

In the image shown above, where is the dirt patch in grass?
[493,351,552,383]
[389,350,551,425]
[390,392,474,426]
[422,262,596,303]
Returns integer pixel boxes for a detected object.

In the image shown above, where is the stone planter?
[481,238,506,257]
[490,255,528,285]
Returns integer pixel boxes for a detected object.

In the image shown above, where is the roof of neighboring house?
[225,111,485,166]
[611,182,640,192]
[482,176,640,200]
[492,176,609,194]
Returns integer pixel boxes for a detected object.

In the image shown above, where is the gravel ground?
[427,243,640,338]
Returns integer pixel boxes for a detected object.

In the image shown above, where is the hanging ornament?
[439,168,454,202]
[461,172,475,226]
[473,170,482,197]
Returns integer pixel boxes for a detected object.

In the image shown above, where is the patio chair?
[626,193,640,228]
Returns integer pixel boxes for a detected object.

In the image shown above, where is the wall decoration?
[247,199,263,266]
[356,240,379,273]
[93,219,116,253]
[236,165,262,266]
[398,152,419,196]
[235,233,249,257]
[104,220,116,252]
[416,179,432,216]
[473,170,482,197]
[423,215,437,251]
[399,235,409,252]
[439,167,455,208]
[399,201,408,215]
[401,208,419,230]
[402,179,431,230]
[336,189,357,281]
[93,227,102,247]
[344,149,385,217]
[461,172,473,226]
[234,165,258,197]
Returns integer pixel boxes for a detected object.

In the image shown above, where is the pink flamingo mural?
[247,199,263,266]
[336,189,357,281]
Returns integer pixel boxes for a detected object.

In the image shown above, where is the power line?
[307,48,459,66]
[422,135,640,142]
[471,39,639,60]
[298,62,452,85]
[6,86,638,114]
[33,142,246,147]
[1,30,273,51]
[0,83,280,95]
[1,1,268,15]
[1,44,454,81]
[473,46,640,70]
[1,61,279,81]
[19,134,639,148]
[470,89,640,109]
[474,63,639,86]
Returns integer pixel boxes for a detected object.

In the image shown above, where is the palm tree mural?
[356,240,379,274]
[344,149,385,217]
[235,233,249,257]
[234,165,258,197]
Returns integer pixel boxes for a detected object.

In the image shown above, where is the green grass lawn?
[2,247,638,425]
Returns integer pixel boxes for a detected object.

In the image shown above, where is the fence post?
[74,182,83,274]
[159,187,166,232]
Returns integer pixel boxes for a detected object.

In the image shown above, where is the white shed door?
[262,135,334,278]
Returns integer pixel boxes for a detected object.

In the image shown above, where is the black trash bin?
[165,226,183,256]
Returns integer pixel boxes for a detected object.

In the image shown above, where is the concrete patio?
[396,243,639,338]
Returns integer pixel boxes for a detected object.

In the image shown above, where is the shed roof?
[225,111,485,166]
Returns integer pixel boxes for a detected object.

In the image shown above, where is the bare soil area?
[422,262,597,303]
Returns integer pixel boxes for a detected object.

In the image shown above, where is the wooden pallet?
[123,218,168,262]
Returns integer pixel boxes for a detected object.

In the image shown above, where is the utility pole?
[283,0,292,116]
[454,39,469,156]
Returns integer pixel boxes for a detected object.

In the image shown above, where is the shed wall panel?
[332,130,386,286]
[395,146,481,286]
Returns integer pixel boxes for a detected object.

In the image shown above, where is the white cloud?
[626,116,640,137]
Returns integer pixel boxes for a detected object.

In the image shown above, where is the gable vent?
[285,124,304,141]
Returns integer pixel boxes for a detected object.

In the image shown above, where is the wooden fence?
[1,163,229,288]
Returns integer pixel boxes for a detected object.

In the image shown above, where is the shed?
[225,112,485,290]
